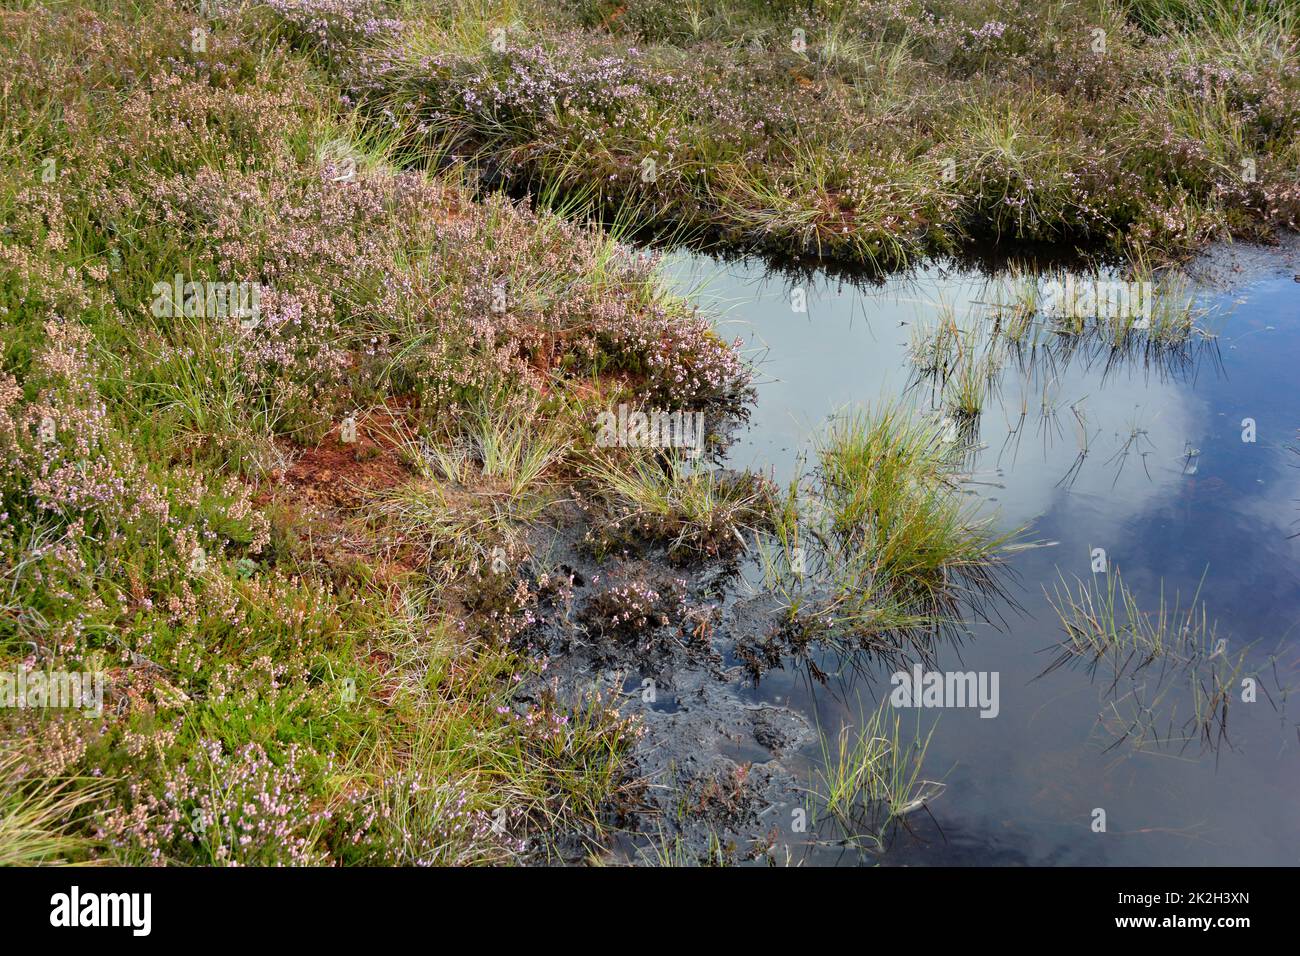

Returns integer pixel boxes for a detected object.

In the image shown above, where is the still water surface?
[662,249,1300,865]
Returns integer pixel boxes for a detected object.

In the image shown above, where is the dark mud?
[510,498,816,865]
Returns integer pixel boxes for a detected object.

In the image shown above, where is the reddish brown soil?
[276,403,414,509]
[252,400,425,588]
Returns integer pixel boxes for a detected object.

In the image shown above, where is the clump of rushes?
[753,404,1015,661]
[1042,568,1268,752]
[815,405,1011,615]
[371,399,570,582]
[943,330,1002,423]
[984,267,1038,344]
[1132,268,1206,348]
[583,450,776,562]
[811,700,945,850]
[959,264,1211,376]
[1044,568,1221,668]
[908,306,961,380]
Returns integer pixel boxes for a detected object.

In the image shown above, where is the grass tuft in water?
[1042,568,1281,753]
[812,700,945,849]
[749,403,1016,670]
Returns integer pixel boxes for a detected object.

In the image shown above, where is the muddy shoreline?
[507,496,814,864]
[514,234,1300,866]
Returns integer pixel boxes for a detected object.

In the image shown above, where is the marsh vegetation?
[2,0,1296,867]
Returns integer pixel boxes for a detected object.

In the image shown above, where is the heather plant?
[273,0,1298,269]
[263,0,405,68]
[333,773,507,866]
[98,739,333,866]
[357,190,751,414]
[579,573,687,643]
[0,0,734,865]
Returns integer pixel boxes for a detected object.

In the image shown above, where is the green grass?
[811,700,944,848]
[815,404,1010,611]
[584,450,775,560]
[0,751,109,866]
[749,403,1015,661]
[943,331,1001,422]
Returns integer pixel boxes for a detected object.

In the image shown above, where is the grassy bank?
[0,0,759,864]
[267,0,1299,270]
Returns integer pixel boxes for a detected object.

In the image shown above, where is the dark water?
[662,248,1300,865]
